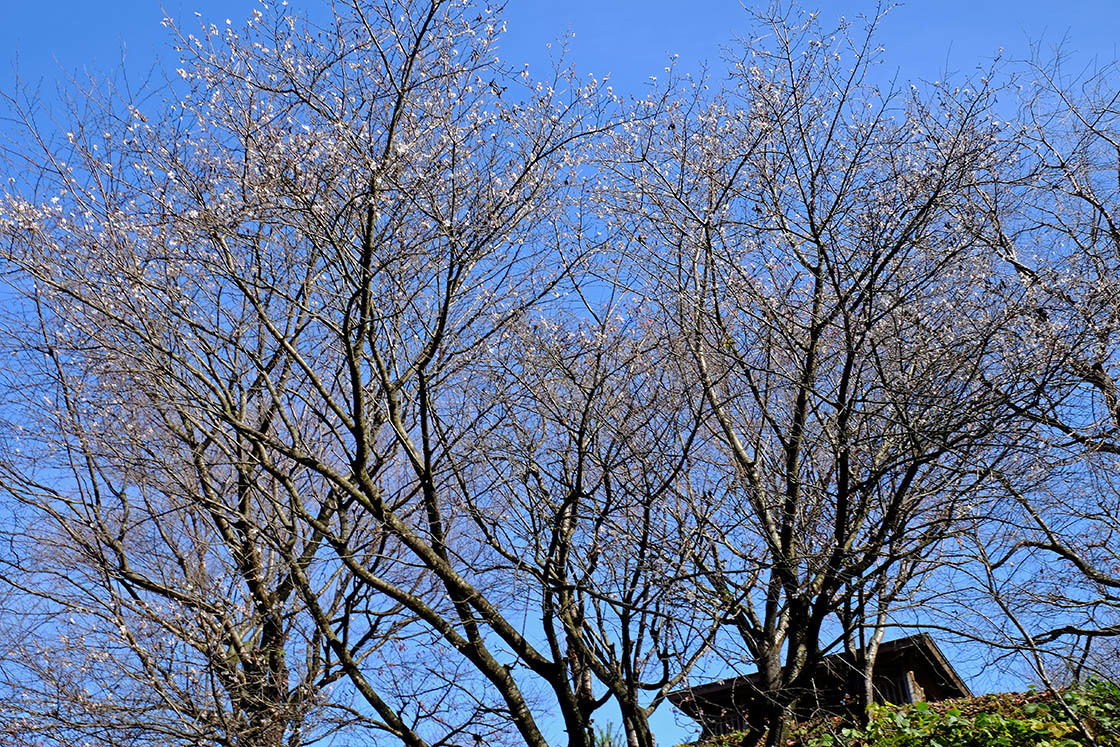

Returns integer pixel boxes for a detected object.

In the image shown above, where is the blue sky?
[3,2,1118,98]
[1,0,1118,743]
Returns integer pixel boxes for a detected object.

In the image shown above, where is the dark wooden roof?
[668,634,971,736]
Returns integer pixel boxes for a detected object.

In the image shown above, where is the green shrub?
[803,679,1120,747]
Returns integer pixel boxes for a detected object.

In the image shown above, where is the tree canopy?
[1,2,1119,747]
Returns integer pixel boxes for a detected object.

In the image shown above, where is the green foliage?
[1062,679,1120,739]
[594,722,626,747]
[803,679,1120,747]
[688,731,754,747]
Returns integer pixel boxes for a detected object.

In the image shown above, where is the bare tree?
[963,50,1120,687]
[462,297,719,747]
[0,368,355,747]
[0,2,712,746]
[606,5,1017,743]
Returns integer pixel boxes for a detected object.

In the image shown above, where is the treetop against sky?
[2,1,1118,103]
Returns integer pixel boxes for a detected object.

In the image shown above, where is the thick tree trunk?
[620,701,656,747]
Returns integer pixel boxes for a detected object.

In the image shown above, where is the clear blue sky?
[2,0,1118,743]
[3,2,1119,98]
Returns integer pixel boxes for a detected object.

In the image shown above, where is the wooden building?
[668,634,971,740]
